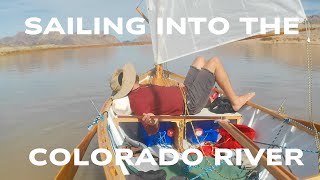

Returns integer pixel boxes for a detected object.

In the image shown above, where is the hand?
[177,82,185,88]
[142,113,158,126]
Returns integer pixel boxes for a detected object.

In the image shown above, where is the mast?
[152,64,165,85]
[135,1,165,84]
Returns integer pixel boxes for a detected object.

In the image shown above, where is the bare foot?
[232,92,256,111]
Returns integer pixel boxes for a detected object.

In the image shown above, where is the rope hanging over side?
[304,19,320,172]
[304,19,313,122]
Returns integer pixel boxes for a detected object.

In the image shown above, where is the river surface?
[0,42,319,179]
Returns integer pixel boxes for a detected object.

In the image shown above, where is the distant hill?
[132,34,151,43]
[0,32,120,47]
[1,15,319,49]
[308,15,320,24]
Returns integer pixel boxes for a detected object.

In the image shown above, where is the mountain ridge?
[0,32,120,47]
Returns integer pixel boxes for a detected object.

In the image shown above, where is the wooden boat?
[55,0,320,179]
[54,65,320,180]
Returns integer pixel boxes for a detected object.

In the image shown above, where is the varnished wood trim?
[118,115,241,120]
[115,116,240,127]
[246,101,319,136]
[304,174,320,180]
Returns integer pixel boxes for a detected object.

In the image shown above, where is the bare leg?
[191,56,206,69]
[203,57,255,111]
[181,56,206,88]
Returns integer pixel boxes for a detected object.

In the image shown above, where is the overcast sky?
[0,0,319,40]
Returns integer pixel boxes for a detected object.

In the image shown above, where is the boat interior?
[95,67,320,180]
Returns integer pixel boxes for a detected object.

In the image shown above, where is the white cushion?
[112,96,132,115]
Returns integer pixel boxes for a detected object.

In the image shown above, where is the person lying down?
[110,57,255,135]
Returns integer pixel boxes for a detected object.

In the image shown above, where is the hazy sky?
[0,0,319,40]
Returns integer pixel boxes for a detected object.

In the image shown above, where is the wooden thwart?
[117,115,241,122]
[116,115,240,152]
[218,121,298,180]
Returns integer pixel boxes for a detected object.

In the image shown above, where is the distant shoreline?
[2,38,320,57]
[0,41,151,56]
[1,26,320,56]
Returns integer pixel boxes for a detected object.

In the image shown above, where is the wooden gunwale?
[97,99,125,180]
[115,116,239,153]
[246,101,320,136]
[304,174,320,180]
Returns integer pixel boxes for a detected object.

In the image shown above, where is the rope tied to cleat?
[87,114,104,130]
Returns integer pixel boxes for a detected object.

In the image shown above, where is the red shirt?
[128,85,185,115]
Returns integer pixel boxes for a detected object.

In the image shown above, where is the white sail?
[146,0,306,64]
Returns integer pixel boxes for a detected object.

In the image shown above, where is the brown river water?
[0,42,319,179]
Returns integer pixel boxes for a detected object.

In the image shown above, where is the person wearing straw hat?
[110,57,255,135]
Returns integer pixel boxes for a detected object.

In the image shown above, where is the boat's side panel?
[240,105,319,179]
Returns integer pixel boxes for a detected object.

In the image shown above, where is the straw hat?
[110,64,136,99]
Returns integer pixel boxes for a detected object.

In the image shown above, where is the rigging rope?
[304,19,320,172]
[268,119,290,149]
[137,0,144,9]
[277,98,287,114]
[254,141,319,154]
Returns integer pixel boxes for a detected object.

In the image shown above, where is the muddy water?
[0,42,319,179]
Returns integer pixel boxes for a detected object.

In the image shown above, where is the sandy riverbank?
[0,41,151,56]
[256,24,320,45]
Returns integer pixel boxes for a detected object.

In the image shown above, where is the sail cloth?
[146,0,306,64]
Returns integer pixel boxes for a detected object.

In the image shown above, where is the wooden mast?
[152,64,176,86]
[135,6,167,86]
[152,64,164,85]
